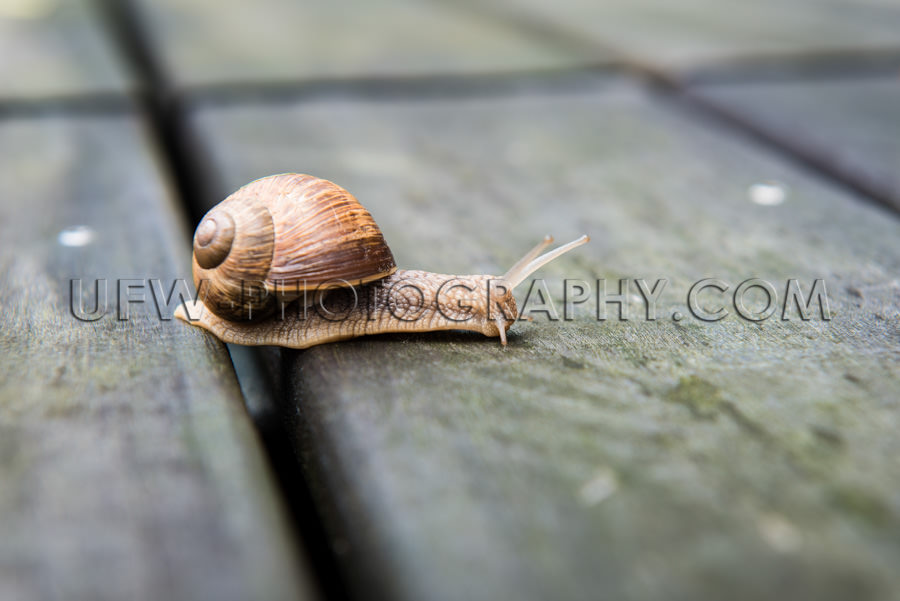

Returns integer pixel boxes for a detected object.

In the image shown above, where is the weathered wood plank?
[686,75,900,212]
[186,80,900,600]
[0,111,316,601]
[452,0,900,75]
[0,0,132,101]
[125,0,596,89]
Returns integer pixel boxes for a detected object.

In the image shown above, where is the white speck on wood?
[578,467,619,507]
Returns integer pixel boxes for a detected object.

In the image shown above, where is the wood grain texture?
[0,0,132,101]
[187,79,900,600]
[0,112,315,601]
[449,0,900,75]
[686,75,900,212]
[124,0,596,89]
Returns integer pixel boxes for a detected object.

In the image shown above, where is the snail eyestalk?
[503,235,590,289]
[503,235,554,285]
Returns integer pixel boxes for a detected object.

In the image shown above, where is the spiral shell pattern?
[192,174,396,321]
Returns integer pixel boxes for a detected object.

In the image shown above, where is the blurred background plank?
[123,0,599,91]
[450,0,900,77]
[184,79,900,601]
[0,0,132,101]
[686,74,900,212]
[0,110,316,601]
[2,1,898,600]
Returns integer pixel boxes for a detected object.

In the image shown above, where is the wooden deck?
[1,1,898,600]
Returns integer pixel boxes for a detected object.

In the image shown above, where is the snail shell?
[192,173,397,321]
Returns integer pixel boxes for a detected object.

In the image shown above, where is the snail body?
[178,270,513,349]
[175,174,588,348]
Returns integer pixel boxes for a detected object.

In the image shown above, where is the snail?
[174,173,588,348]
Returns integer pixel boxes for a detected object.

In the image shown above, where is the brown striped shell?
[192,174,397,321]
